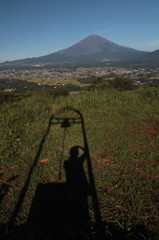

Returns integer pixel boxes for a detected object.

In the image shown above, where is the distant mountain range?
[127,49,159,66]
[1,35,159,67]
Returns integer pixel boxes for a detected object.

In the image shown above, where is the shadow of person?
[23,146,91,240]
[63,146,91,238]
[64,146,89,189]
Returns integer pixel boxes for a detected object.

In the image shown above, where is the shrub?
[88,76,134,92]
[109,76,134,91]
[35,86,69,98]
[88,78,112,91]
[0,91,14,104]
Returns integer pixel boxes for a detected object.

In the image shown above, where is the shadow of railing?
[1,107,154,240]
[5,108,106,240]
[8,115,54,228]
[0,175,19,204]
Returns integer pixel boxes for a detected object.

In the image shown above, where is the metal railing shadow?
[7,107,106,240]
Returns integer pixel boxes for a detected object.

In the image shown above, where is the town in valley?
[0,65,159,93]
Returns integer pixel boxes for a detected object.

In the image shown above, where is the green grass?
[0,87,159,238]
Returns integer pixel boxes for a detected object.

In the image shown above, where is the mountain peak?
[58,34,119,57]
[79,34,118,45]
[83,34,107,40]
[82,34,115,43]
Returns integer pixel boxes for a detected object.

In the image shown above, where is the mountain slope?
[34,35,147,63]
[1,35,148,66]
[118,49,159,67]
[58,35,120,56]
[136,49,159,64]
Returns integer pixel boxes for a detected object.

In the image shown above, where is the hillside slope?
[0,88,159,239]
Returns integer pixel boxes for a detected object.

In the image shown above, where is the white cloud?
[149,39,159,46]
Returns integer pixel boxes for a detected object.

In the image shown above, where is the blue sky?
[1,0,159,61]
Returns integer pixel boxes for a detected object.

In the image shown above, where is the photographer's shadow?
[26,146,91,240]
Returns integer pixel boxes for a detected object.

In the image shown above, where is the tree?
[109,76,134,90]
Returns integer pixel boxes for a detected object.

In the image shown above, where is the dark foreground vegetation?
[0,78,84,93]
[0,81,159,239]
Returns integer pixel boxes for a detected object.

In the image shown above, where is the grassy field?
[0,87,159,239]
